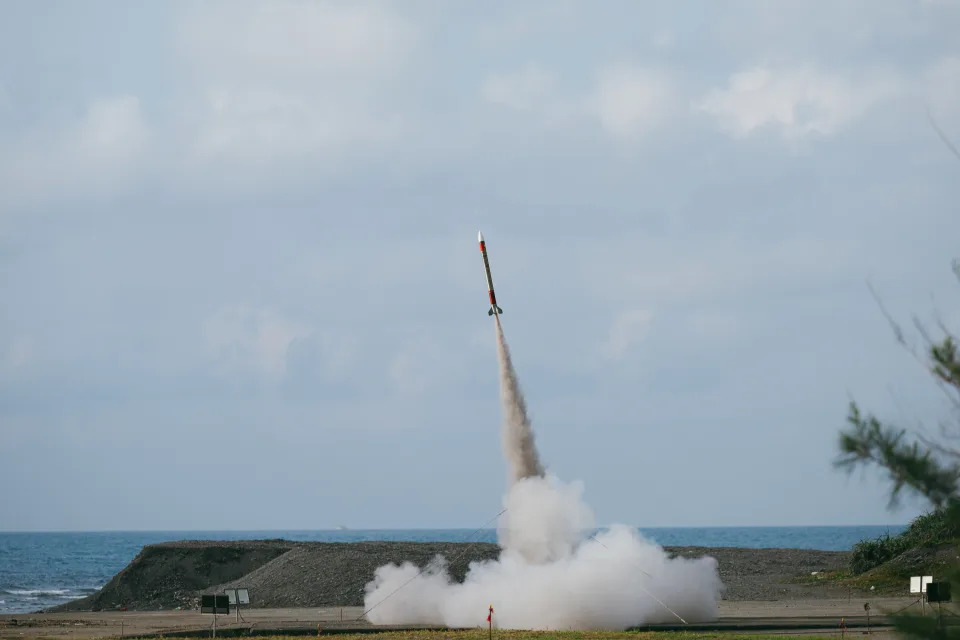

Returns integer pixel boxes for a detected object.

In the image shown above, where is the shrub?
[850,504,960,574]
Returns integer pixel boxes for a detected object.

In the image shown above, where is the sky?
[2,0,960,531]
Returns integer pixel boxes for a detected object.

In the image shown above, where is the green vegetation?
[834,247,960,636]
[849,504,960,575]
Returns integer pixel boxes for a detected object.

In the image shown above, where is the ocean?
[0,525,905,614]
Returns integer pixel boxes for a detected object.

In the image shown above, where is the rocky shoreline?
[47,540,865,613]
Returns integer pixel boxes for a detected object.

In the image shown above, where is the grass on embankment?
[791,540,960,595]
[786,507,960,595]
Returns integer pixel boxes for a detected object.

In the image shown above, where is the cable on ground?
[586,530,689,625]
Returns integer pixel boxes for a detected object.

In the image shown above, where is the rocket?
[478,231,503,316]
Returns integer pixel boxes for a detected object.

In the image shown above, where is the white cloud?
[601,309,653,361]
[482,63,558,112]
[684,310,742,342]
[581,232,855,314]
[3,0,960,532]
[77,96,149,161]
[387,337,464,396]
[202,306,311,379]
[173,1,418,177]
[592,65,675,138]
[480,61,676,140]
[473,2,577,46]
[695,66,902,141]
[921,56,960,122]
[0,95,150,209]
[0,336,33,376]
[651,30,675,49]
[176,0,418,83]
[1,3,422,212]
[478,63,589,134]
[186,87,405,167]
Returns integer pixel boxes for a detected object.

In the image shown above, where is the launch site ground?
[0,598,946,640]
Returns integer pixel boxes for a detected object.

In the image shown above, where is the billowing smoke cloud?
[363,319,723,630]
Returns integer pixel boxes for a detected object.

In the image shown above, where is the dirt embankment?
[49,540,861,613]
[50,540,293,612]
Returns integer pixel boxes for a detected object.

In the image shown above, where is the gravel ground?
[668,546,854,600]
[215,542,503,608]
[49,540,859,612]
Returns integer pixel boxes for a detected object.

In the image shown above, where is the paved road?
[0,597,939,638]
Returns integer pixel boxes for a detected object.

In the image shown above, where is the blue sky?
[2,0,959,531]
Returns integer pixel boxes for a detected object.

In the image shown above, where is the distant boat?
[336,525,349,530]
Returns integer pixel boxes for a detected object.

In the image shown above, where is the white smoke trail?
[362,319,724,629]
[495,316,544,484]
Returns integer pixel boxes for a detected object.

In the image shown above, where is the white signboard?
[221,587,249,607]
[911,576,934,593]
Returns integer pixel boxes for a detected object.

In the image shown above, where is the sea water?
[0,526,905,614]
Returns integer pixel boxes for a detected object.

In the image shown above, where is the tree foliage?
[834,259,960,637]
[837,402,960,511]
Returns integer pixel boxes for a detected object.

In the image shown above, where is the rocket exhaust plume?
[495,315,544,484]
[361,234,723,629]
